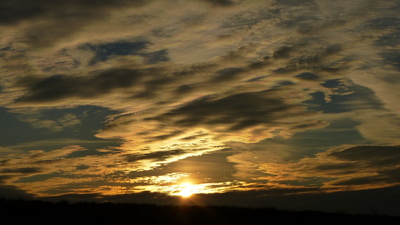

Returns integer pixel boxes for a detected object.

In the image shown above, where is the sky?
[0,0,400,216]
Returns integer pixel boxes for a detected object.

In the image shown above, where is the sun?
[178,182,195,198]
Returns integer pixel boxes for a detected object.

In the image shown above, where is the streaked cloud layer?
[1,0,400,215]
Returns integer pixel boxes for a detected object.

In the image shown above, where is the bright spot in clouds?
[178,182,196,198]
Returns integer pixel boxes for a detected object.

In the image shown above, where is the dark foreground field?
[1,199,399,225]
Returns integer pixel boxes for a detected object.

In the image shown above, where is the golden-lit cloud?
[253,145,400,192]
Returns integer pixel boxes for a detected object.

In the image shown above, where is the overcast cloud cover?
[1,0,400,215]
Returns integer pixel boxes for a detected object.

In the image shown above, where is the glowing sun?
[178,182,196,198]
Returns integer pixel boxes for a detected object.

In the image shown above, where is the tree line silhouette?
[1,198,399,225]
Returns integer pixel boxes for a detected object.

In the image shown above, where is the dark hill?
[1,199,398,225]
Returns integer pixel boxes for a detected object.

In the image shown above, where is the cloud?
[354,111,400,145]
[0,0,149,48]
[313,145,400,188]
[125,149,187,162]
[0,145,87,185]
[0,144,130,196]
[0,139,225,197]
[1,0,400,202]
[88,38,343,148]
[255,145,400,191]
[15,68,150,104]
[95,83,324,155]
[83,40,149,64]
[202,0,235,7]
[0,185,34,199]
[0,0,132,25]
[8,34,338,152]
[157,90,297,131]
[79,40,169,65]
[328,145,400,168]
[14,111,80,132]
[4,0,388,108]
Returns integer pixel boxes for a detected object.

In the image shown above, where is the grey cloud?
[0,185,34,199]
[375,30,400,48]
[295,43,342,66]
[172,63,217,77]
[145,49,169,64]
[367,10,400,47]
[212,67,245,82]
[328,145,400,167]
[367,17,400,31]
[275,0,319,33]
[0,1,116,25]
[14,57,217,106]
[0,175,13,184]
[245,75,268,82]
[273,46,293,59]
[14,112,80,132]
[246,57,271,70]
[271,39,344,75]
[295,72,319,80]
[125,149,186,162]
[210,53,270,82]
[332,167,400,186]
[275,0,316,6]
[81,40,169,65]
[202,0,235,7]
[16,68,153,103]
[0,167,41,174]
[0,167,42,186]
[83,41,149,64]
[292,43,342,70]
[219,4,277,34]
[173,84,195,94]
[154,90,301,131]
[313,163,358,176]
[291,145,400,187]
[283,0,377,34]
[380,50,400,72]
[134,76,174,99]
[0,166,42,184]
[0,0,148,47]
[149,130,185,142]
[305,82,384,114]
[0,0,148,25]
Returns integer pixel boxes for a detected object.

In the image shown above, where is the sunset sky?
[1,0,400,215]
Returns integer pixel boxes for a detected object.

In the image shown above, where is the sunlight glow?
[178,182,195,198]
[120,180,248,197]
